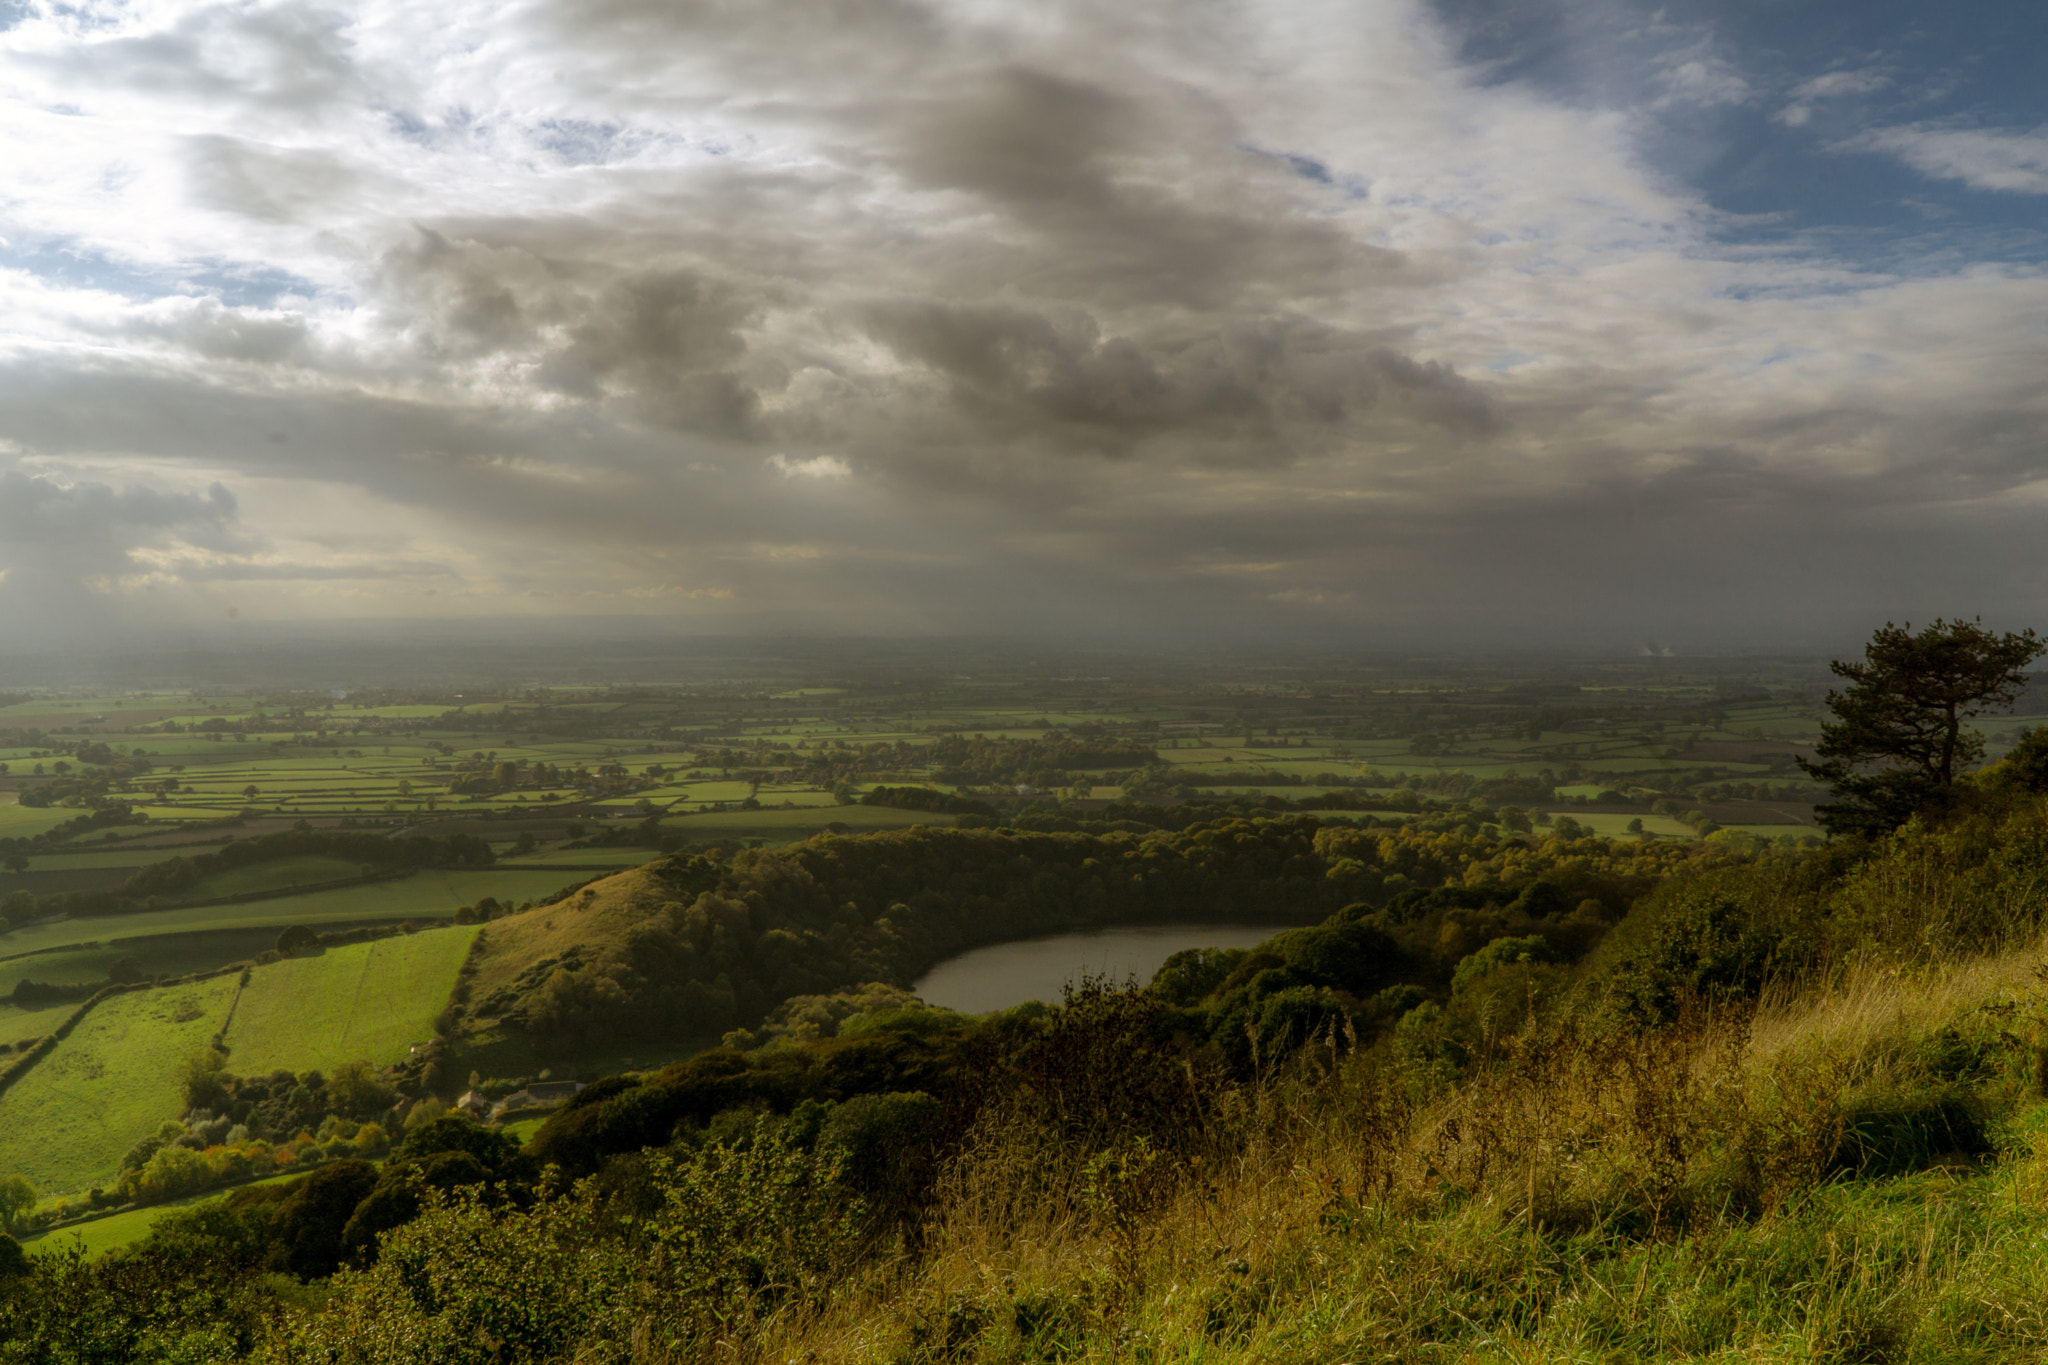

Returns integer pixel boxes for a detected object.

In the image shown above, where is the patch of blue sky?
[1428,0,2048,263]
[0,237,321,307]
[1282,153,1332,184]
[1239,144,1372,201]
[383,104,485,151]
[534,118,632,167]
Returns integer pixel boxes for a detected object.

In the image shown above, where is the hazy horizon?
[0,0,2042,653]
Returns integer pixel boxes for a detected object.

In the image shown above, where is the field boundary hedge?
[212,967,254,1049]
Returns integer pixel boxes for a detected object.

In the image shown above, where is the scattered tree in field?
[1,854,25,875]
[1800,618,2045,837]
[177,1050,232,1114]
[327,1060,398,1121]
[0,1175,32,1233]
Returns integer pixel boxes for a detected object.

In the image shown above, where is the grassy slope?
[748,941,2048,1365]
[223,926,481,1075]
[448,865,695,1081]
[0,975,238,1195]
[459,865,675,1012]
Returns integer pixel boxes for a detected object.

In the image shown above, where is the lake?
[913,922,1291,1014]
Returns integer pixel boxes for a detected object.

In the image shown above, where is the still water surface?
[913,922,1289,1014]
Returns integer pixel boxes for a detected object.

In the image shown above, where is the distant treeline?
[858,786,996,816]
[0,829,496,930]
[120,829,496,901]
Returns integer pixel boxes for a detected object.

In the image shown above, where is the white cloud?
[1775,67,1889,127]
[1840,124,2048,194]
[766,454,853,481]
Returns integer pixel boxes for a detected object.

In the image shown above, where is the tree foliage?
[1799,618,2043,837]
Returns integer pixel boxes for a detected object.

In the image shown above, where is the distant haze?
[0,0,2043,651]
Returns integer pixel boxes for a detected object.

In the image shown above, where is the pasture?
[19,1170,304,1258]
[221,926,480,1076]
[0,975,239,1196]
[0,867,587,960]
[0,999,88,1046]
[667,804,934,844]
[0,927,295,995]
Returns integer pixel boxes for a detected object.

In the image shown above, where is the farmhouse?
[490,1079,583,1121]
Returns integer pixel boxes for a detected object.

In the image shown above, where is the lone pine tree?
[1800,618,2044,837]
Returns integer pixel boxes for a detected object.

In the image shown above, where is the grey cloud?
[891,66,1386,312]
[0,470,237,543]
[171,558,456,582]
[0,467,248,633]
[858,300,1497,457]
[185,134,383,223]
[118,299,313,365]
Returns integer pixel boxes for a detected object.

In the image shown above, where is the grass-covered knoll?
[222,926,480,1076]
[0,975,237,1195]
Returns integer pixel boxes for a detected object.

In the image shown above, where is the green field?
[20,847,179,872]
[0,805,85,839]
[21,1169,305,1258]
[0,976,239,1196]
[181,854,370,901]
[497,847,653,869]
[497,1115,548,1144]
[0,927,295,996]
[222,927,480,1075]
[0,999,88,1046]
[0,868,588,960]
[666,804,934,844]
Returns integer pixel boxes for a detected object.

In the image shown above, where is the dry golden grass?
[1747,932,2048,1076]
[462,865,675,1005]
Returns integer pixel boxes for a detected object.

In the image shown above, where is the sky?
[0,0,2043,655]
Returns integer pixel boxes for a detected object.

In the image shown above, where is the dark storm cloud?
[858,300,1497,458]
[0,467,248,634]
